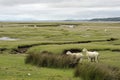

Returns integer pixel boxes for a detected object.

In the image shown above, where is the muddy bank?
[0,48,7,53]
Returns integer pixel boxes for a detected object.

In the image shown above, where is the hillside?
[90,17,120,21]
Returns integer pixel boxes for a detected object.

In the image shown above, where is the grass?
[24,50,120,80]
[0,22,120,80]
[0,54,80,80]
[26,43,120,54]
[0,22,120,50]
[74,62,120,80]
[99,51,120,67]
[26,50,120,67]
[25,52,79,68]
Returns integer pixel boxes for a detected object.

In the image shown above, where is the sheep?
[68,25,74,28]
[82,48,99,63]
[66,51,83,63]
[104,29,107,32]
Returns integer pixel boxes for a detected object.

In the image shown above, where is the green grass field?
[0,54,80,80]
[0,22,120,80]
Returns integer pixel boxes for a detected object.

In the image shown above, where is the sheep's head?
[82,48,87,53]
[66,51,72,55]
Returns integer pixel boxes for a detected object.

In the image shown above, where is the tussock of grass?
[25,51,79,68]
[74,62,120,80]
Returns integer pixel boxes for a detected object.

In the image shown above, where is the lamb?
[82,48,99,63]
[66,51,83,63]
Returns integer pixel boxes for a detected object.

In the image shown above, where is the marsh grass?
[0,54,80,80]
[74,62,120,80]
[26,43,120,54]
[0,22,120,80]
[25,51,78,68]
[0,22,120,55]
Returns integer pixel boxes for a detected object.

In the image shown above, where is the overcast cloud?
[0,0,120,21]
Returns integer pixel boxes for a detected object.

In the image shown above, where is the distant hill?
[90,17,120,21]
[64,17,120,22]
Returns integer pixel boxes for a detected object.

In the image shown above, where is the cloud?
[0,0,67,6]
[48,0,120,8]
[0,0,120,7]
[0,0,120,20]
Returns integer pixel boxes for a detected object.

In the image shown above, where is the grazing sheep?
[82,48,99,63]
[104,29,107,32]
[66,51,83,63]
[69,25,74,28]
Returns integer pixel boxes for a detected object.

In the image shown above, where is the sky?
[0,0,120,21]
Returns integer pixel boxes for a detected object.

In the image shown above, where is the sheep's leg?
[91,58,93,62]
[88,57,91,62]
[79,58,82,63]
[91,57,94,62]
[95,56,98,63]
[93,57,95,62]
[97,56,99,63]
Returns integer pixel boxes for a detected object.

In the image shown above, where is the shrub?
[25,51,78,68]
[74,62,120,80]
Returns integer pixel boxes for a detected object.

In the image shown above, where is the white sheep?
[66,51,83,63]
[104,29,107,32]
[82,48,99,63]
